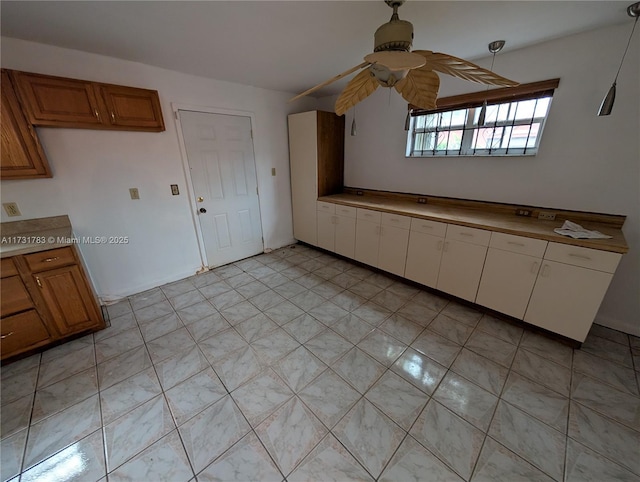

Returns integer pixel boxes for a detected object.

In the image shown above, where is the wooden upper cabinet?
[12,71,104,126]
[10,70,165,132]
[1,70,52,179]
[99,84,165,131]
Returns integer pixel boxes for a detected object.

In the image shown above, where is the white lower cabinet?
[404,219,447,288]
[316,210,335,251]
[334,207,357,258]
[378,213,411,276]
[437,225,490,302]
[354,209,381,266]
[476,233,547,319]
[524,243,621,342]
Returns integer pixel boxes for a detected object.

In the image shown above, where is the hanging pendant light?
[598,2,639,116]
[350,108,357,136]
[478,40,505,126]
[404,108,412,131]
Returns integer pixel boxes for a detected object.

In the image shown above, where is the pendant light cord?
[613,16,639,82]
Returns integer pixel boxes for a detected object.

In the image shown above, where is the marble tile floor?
[2,243,640,482]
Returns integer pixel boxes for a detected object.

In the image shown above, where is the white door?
[180,111,263,267]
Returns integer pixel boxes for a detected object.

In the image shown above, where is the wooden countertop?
[1,215,75,258]
[318,192,629,254]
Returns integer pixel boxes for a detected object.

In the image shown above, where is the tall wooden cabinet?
[288,111,344,245]
[0,69,52,179]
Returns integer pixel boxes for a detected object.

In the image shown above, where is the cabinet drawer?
[446,225,491,247]
[489,232,547,258]
[1,258,19,278]
[544,242,621,273]
[317,201,336,214]
[1,276,34,315]
[1,309,51,359]
[357,208,382,223]
[335,205,357,218]
[24,246,76,272]
[410,218,447,237]
[381,212,411,230]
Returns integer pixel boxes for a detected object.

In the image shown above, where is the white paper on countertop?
[553,220,612,239]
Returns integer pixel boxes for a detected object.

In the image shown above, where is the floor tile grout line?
[16,354,41,476]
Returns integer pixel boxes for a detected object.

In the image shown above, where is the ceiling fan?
[290,0,519,115]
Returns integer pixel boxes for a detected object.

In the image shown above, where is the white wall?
[1,37,317,302]
[319,23,640,335]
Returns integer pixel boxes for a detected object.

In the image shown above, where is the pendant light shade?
[478,100,488,126]
[598,83,616,116]
[597,2,639,116]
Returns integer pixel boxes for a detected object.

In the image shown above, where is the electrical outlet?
[129,188,140,200]
[538,211,556,220]
[515,209,532,217]
[417,198,427,204]
[3,202,21,217]
[170,184,179,195]
[356,191,364,196]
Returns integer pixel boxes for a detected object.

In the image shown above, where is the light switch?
[129,188,140,200]
[271,168,276,176]
[3,202,21,217]
[171,184,179,195]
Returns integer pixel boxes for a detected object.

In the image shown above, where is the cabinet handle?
[531,261,539,274]
[437,240,443,251]
[540,264,550,277]
[508,241,525,247]
[35,277,42,288]
[459,232,474,237]
[43,257,60,263]
[111,112,116,121]
[390,218,399,223]
[443,241,449,252]
[569,253,591,261]
[422,225,433,229]
[332,216,338,225]
[0,332,14,339]
[94,109,100,119]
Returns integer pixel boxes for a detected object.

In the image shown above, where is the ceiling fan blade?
[364,51,426,71]
[414,50,519,87]
[289,62,370,102]
[394,68,440,110]
[335,68,379,116]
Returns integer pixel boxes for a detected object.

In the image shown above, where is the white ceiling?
[0,1,632,96]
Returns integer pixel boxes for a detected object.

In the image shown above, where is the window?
[407,79,559,157]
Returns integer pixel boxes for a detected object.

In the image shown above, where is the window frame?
[406,78,560,158]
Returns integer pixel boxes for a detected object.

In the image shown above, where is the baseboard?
[594,313,639,337]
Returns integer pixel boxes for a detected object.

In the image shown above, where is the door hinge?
[174,111,178,120]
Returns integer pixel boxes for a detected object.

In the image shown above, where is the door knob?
[199,208,207,214]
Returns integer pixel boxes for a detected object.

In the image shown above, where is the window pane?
[409,88,553,157]
[534,97,551,118]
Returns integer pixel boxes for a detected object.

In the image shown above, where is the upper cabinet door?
[99,84,165,131]
[12,71,105,127]
[0,70,52,179]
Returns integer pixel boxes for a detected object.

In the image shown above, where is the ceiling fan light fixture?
[374,0,413,52]
[598,2,639,116]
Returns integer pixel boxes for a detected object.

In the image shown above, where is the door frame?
[172,102,263,269]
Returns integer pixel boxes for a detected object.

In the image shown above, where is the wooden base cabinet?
[0,246,104,361]
[476,233,547,319]
[524,243,621,342]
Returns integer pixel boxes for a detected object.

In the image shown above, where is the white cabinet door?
[524,261,614,342]
[405,231,444,288]
[437,240,487,302]
[378,225,410,276]
[317,211,335,252]
[288,112,317,245]
[335,215,356,259]
[476,248,541,319]
[355,220,380,267]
